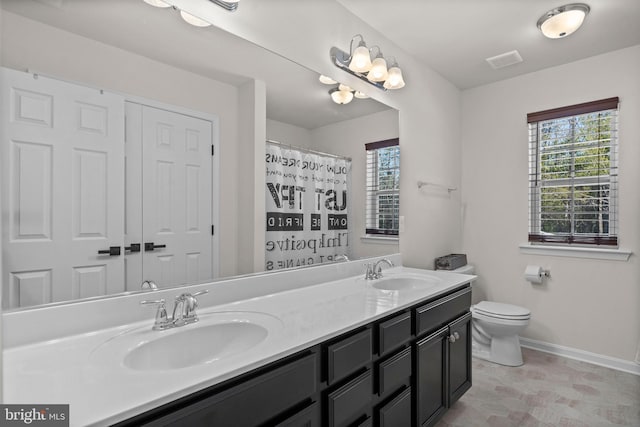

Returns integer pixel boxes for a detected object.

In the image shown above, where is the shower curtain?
[265,142,352,271]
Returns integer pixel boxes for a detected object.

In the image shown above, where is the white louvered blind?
[366,138,400,236]
[528,97,619,246]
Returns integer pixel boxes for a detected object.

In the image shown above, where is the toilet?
[453,265,531,367]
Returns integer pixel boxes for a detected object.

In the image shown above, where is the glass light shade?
[354,91,369,99]
[319,75,337,85]
[349,45,372,73]
[538,4,589,39]
[330,89,354,105]
[383,66,405,89]
[143,0,171,7]
[367,57,388,82]
[338,84,353,92]
[180,10,212,27]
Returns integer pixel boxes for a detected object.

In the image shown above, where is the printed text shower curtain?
[265,142,352,271]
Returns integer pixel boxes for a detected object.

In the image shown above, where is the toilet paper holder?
[524,265,550,284]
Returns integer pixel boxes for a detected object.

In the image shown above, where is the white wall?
[312,109,400,259]
[266,119,313,149]
[171,0,464,271]
[461,45,640,362]
[0,11,242,278]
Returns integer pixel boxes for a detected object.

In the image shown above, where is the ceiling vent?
[486,50,523,70]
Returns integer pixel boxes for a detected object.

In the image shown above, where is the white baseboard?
[520,337,640,376]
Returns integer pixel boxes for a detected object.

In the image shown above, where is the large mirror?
[0,0,399,311]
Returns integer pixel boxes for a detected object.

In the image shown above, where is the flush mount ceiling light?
[330,34,406,91]
[537,3,590,39]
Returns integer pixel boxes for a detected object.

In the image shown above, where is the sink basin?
[90,311,282,371]
[372,275,440,291]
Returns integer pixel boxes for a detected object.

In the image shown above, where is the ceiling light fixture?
[537,3,590,39]
[330,34,406,91]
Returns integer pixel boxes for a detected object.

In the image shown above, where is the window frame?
[527,97,619,247]
[365,138,400,237]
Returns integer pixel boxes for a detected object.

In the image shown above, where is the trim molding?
[520,337,640,376]
[519,244,632,261]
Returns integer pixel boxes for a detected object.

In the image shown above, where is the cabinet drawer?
[326,329,372,384]
[378,311,412,355]
[275,401,319,427]
[415,286,471,336]
[377,347,412,397]
[378,387,412,427]
[327,370,373,427]
[142,353,318,427]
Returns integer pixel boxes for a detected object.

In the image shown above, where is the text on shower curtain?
[265,144,351,271]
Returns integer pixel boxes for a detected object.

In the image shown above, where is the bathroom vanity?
[3,256,474,427]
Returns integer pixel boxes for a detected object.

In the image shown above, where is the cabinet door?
[448,312,472,407]
[415,326,448,427]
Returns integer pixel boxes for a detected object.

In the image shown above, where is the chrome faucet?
[141,289,208,330]
[364,258,395,280]
[334,254,350,262]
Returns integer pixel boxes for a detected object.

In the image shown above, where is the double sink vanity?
[3,254,475,426]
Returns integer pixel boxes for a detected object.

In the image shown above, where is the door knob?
[125,243,141,253]
[448,331,460,343]
[144,242,167,252]
[98,246,121,256]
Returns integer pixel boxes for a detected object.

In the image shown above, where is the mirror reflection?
[0,0,399,311]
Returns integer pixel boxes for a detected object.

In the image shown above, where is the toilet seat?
[472,301,530,321]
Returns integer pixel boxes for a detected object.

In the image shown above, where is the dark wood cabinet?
[117,283,472,427]
[415,327,448,427]
[275,402,320,427]
[415,311,473,427]
[448,312,472,406]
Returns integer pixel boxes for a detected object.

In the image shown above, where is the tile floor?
[436,348,640,427]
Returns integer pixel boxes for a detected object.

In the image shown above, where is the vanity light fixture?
[330,34,406,91]
[209,0,240,12]
[383,58,405,89]
[143,0,171,7]
[318,75,337,85]
[319,74,370,104]
[329,87,354,105]
[537,3,590,39]
[142,0,239,29]
[179,10,212,27]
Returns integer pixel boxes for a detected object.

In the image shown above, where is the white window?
[366,138,400,236]
[527,97,619,246]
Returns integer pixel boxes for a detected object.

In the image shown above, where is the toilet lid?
[473,301,530,319]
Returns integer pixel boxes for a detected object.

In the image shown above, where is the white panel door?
[1,68,125,309]
[140,105,213,288]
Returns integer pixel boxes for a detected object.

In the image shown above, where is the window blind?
[365,138,400,236]
[528,97,619,246]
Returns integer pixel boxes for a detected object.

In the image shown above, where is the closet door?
[1,68,125,308]
[139,104,214,288]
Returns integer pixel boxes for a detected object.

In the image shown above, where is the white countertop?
[3,265,474,426]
